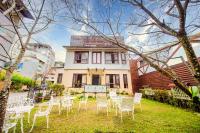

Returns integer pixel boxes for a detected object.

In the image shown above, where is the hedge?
[140,88,200,112]
[0,70,35,91]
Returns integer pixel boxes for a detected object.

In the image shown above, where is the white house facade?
[63,36,132,93]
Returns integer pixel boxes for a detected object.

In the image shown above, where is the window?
[106,74,120,88]
[74,51,89,63]
[72,74,87,88]
[105,52,119,64]
[57,73,63,84]
[92,52,101,64]
[123,74,128,88]
[121,53,127,64]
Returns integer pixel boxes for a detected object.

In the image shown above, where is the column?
[102,51,105,64]
[89,51,92,64]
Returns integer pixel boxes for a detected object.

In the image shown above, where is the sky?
[23,0,200,62]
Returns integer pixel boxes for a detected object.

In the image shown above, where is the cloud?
[125,18,155,52]
[67,26,88,36]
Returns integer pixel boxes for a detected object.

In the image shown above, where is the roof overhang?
[63,46,127,52]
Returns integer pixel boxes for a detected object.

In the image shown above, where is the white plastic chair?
[134,93,142,112]
[3,111,18,133]
[117,97,134,122]
[96,96,109,116]
[49,96,61,114]
[23,98,34,123]
[78,94,88,111]
[61,96,73,116]
[29,102,53,132]
[109,90,118,107]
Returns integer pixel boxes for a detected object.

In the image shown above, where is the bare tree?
[61,0,200,100]
[0,0,58,131]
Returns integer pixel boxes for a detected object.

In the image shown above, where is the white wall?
[64,50,130,70]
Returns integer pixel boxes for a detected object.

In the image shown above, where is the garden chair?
[23,98,34,123]
[49,96,61,114]
[78,94,89,111]
[117,97,134,122]
[29,102,53,132]
[133,93,142,112]
[3,111,18,133]
[61,96,73,116]
[109,90,118,108]
[96,96,109,116]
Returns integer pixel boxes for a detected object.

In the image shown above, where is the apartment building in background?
[17,43,55,79]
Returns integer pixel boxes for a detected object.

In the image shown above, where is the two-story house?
[63,36,132,93]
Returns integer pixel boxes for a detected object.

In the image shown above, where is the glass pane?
[105,53,111,60]
[82,75,87,85]
[93,53,96,63]
[97,53,100,63]
[114,53,118,60]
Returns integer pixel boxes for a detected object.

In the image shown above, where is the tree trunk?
[0,47,25,132]
[0,70,12,132]
[178,35,200,84]
[0,89,9,133]
[140,54,192,98]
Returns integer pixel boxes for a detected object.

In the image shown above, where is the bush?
[140,88,200,112]
[0,70,5,81]
[35,92,43,103]
[51,84,65,96]
[10,73,34,91]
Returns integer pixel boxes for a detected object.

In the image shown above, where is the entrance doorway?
[92,75,101,85]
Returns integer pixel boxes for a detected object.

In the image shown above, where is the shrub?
[10,73,34,91]
[35,92,43,103]
[140,88,200,112]
[0,70,5,81]
[51,84,65,96]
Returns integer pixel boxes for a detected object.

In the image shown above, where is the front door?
[92,75,100,85]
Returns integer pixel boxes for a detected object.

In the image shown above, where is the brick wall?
[130,60,199,92]
[129,60,139,93]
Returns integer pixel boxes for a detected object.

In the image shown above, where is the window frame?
[74,51,89,64]
[92,52,102,64]
[123,74,128,88]
[72,73,87,88]
[105,74,120,88]
[121,52,127,64]
[105,52,119,64]
[57,73,63,84]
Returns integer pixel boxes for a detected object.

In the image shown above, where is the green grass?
[14,98,200,133]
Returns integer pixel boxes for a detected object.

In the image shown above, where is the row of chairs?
[78,92,142,122]
[30,95,74,132]
[4,92,142,132]
[4,97,34,133]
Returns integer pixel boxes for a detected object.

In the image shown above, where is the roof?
[69,35,124,48]
[63,46,127,52]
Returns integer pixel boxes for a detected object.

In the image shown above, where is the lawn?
[15,98,200,133]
